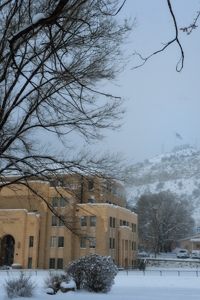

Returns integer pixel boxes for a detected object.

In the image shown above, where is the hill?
[126,145,200,229]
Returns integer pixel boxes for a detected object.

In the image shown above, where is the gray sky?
[70,1,200,163]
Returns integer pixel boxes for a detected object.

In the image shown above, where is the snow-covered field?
[0,267,200,300]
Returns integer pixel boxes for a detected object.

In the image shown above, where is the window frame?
[80,237,86,248]
[89,237,96,249]
[52,215,57,226]
[109,237,112,249]
[29,236,34,248]
[49,258,55,269]
[88,180,94,190]
[81,216,87,227]
[28,257,32,269]
[50,236,56,248]
[52,197,58,207]
[59,215,65,227]
[90,216,96,227]
[58,236,64,248]
[60,197,66,208]
[57,258,63,269]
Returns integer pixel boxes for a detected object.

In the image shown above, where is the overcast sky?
[69,1,200,164]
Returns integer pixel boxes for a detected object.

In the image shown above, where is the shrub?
[84,254,118,293]
[66,257,86,290]
[44,271,70,293]
[66,254,118,293]
[3,271,36,299]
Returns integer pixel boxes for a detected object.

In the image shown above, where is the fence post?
[160,270,162,276]
[178,271,180,276]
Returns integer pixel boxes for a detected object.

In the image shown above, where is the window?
[88,180,94,190]
[88,198,93,203]
[109,238,115,249]
[58,236,64,248]
[81,216,87,227]
[109,238,112,249]
[50,236,56,248]
[132,241,136,251]
[123,220,126,226]
[49,258,55,269]
[59,215,65,226]
[52,216,57,226]
[113,238,115,249]
[110,217,112,228]
[28,257,32,269]
[60,197,66,208]
[57,258,63,269]
[90,216,96,227]
[132,223,136,233]
[80,237,86,248]
[52,197,58,207]
[29,236,34,247]
[90,237,96,249]
[110,217,115,228]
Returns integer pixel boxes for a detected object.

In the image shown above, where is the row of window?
[81,216,96,227]
[50,236,64,248]
[52,215,65,226]
[52,197,67,208]
[110,217,116,228]
[29,236,34,247]
[109,238,115,249]
[80,237,95,248]
[120,220,137,233]
[49,258,63,269]
[132,241,136,251]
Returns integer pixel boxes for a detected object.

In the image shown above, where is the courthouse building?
[0,175,138,269]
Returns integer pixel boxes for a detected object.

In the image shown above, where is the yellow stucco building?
[0,175,138,269]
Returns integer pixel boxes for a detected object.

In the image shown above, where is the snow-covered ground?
[0,267,200,300]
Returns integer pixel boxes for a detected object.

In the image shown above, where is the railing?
[118,268,200,277]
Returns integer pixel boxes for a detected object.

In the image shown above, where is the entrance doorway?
[0,235,15,266]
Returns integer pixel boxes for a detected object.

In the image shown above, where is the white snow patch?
[32,13,45,24]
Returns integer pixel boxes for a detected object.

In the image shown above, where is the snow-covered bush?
[66,254,118,293]
[3,271,36,299]
[66,256,86,290]
[44,271,70,293]
[84,254,118,293]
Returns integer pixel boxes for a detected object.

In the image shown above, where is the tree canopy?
[136,192,195,253]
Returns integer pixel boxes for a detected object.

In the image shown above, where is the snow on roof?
[190,238,200,242]
[77,203,137,215]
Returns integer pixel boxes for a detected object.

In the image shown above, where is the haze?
[68,1,200,163]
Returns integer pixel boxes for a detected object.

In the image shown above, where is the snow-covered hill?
[126,145,200,228]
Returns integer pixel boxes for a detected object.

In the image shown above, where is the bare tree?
[0,0,135,234]
[136,192,195,253]
[133,0,200,72]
